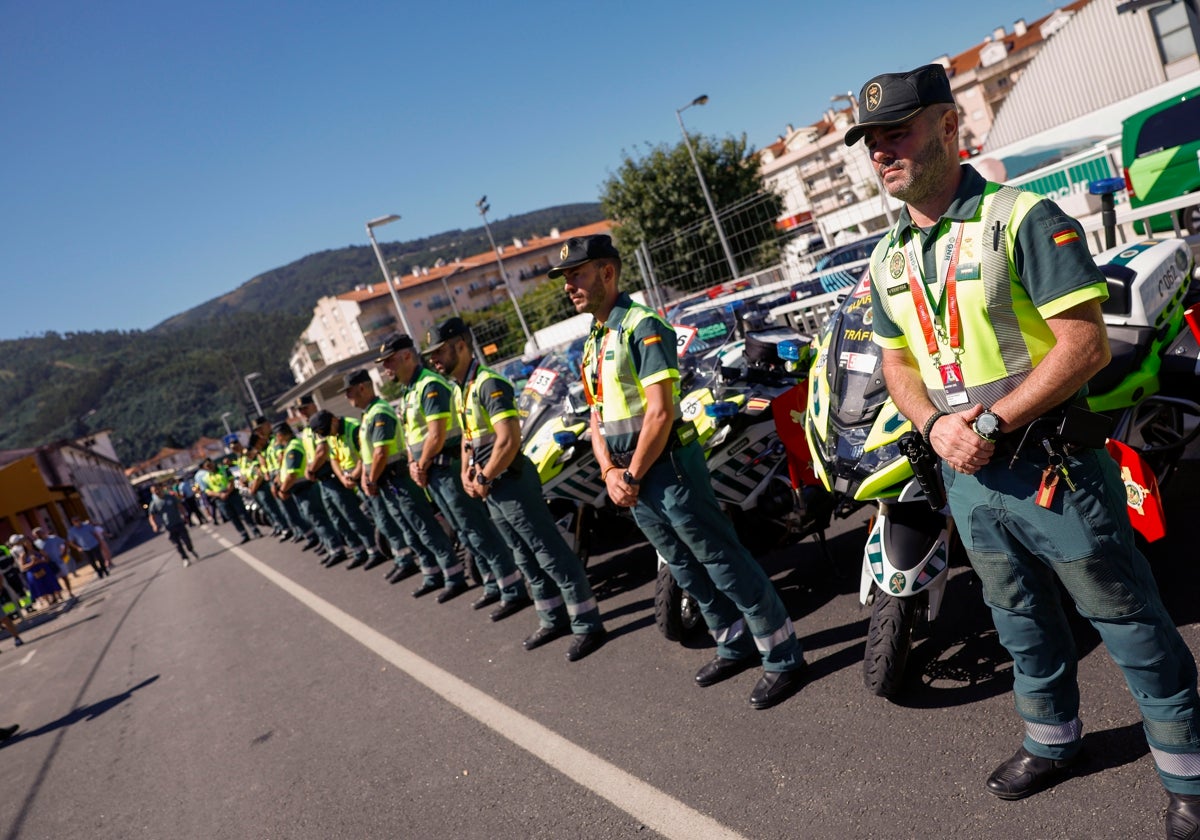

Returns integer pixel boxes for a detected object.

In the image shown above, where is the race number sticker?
[680,393,707,422]
[525,367,559,397]
[674,324,698,356]
[839,351,878,374]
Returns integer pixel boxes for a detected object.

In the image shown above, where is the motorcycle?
[803,232,1200,700]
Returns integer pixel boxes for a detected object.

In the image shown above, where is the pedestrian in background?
[31,527,75,601]
[148,484,200,567]
[67,516,109,579]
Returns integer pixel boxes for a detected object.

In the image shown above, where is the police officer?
[230,437,285,538]
[850,63,1200,835]
[296,396,361,563]
[198,451,262,543]
[340,371,422,581]
[350,359,462,599]
[273,422,347,564]
[554,234,806,708]
[308,409,386,570]
[375,336,475,603]
[427,318,610,659]
[416,321,532,615]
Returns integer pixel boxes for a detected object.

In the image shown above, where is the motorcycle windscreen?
[826,289,889,426]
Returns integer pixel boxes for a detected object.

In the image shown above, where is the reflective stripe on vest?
[582,302,681,452]
[207,470,230,493]
[463,365,517,460]
[872,183,1049,412]
[403,366,457,459]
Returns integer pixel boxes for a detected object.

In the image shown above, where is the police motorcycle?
[804,222,1200,700]
[654,307,831,643]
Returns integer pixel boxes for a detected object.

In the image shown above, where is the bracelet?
[602,465,617,481]
[922,411,948,443]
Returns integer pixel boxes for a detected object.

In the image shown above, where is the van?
[1121,86,1200,234]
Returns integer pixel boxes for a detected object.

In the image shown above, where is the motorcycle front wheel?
[654,563,704,643]
[863,587,924,699]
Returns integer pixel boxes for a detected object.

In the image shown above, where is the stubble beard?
[884,131,953,207]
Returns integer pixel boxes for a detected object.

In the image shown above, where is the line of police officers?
[195,235,803,703]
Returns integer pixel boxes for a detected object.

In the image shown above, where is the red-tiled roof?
[339,220,613,303]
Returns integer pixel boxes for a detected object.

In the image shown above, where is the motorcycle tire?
[654,563,704,643]
[863,587,922,699]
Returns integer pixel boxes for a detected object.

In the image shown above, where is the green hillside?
[0,203,604,466]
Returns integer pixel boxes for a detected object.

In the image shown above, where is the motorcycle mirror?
[705,401,740,419]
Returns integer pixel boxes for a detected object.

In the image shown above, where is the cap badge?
[865,82,882,112]
[560,243,570,260]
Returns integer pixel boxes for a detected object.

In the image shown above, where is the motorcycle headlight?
[705,401,740,419]
[553,430,579,447]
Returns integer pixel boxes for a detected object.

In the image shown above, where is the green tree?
[600,134,781,293]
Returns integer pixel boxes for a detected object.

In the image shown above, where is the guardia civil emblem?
[1121,466,1148,515]
[560,243,570,260]
[888,572,906,594]
[865,82,883,112]
[889,251,905,279]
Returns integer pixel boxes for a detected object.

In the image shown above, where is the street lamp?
[832,91,896,226]
[220,411,233,437]
[244,372,264,417]
[675,95,739,281]
[476,196,536,351]
[365,214,417,338]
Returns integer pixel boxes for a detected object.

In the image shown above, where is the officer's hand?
[410,462,428,488]
[929,406,995,475]
[472,476,492,500]
[605,469,639,508]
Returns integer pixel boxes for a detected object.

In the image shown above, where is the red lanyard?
[584,328,612,406]
[904,223,965,365]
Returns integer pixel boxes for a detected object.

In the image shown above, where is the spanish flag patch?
[643,335,662,345]
[1052,229,1079,247]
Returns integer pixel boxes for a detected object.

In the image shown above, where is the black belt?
[610,420,697,468]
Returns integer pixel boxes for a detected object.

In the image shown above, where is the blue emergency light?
[705,401,740,419]
[552,431,579,447]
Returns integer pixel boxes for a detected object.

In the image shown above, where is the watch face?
[976,412,999,436]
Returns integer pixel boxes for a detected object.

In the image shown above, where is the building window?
[1152,1,1196,64]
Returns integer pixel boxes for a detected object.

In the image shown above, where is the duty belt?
[609,419,697,468]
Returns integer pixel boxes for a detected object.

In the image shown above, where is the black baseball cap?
[844,64,956,146]
[548,234,621,279]
[308,410,334,436]
[271,420,293,436]
[375,333,414,362]
[424,317,470,354]
[342,369,372,391]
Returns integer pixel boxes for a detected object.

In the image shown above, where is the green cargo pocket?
[1053,554,1144,619]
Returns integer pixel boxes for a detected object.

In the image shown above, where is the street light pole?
[243,372,264,417]
[365,214,417,338]
[476,197,537,351]
[832,92,896,226]
[220,412,233,437]
[675,95,739,281]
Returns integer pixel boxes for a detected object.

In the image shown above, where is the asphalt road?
[1,464,1198,840]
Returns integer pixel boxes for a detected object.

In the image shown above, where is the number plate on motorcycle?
[525,368,559,397]
[840,351,878,374]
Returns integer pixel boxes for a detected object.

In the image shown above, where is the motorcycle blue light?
[723,299,745,313]
[705,401,740,418]
[1088,177,1126,196]
[777,339,802,361]
[552,431,579,447]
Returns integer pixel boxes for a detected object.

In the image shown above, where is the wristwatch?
[476,473,492,487]
[622,470,639,487]
[972,409,1003,442]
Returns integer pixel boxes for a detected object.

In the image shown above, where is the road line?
[0,648,35,673]
[218,534,748,840]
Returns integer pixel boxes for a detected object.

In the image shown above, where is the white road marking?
[0,648,36,673]
[214,532,747,840]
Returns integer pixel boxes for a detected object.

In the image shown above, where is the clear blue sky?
[1,0,1063,340]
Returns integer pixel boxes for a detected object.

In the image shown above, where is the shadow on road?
[5,675,160,745]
